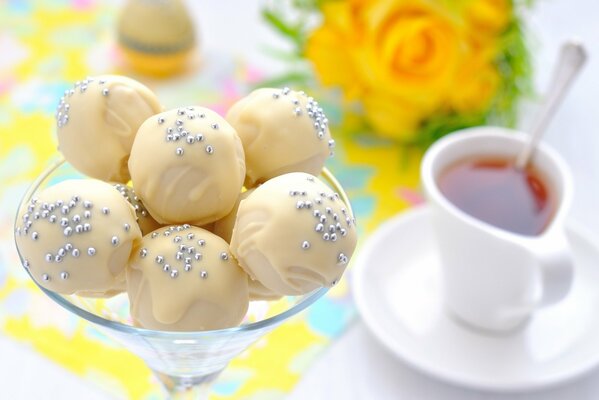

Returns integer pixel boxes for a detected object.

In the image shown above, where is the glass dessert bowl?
[14,157,352,399]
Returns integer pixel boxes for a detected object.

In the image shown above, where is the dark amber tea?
[438,157,555,236]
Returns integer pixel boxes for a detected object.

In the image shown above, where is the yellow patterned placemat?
[0,1,422,398]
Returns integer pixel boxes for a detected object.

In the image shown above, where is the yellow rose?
[355,0,461,109]
[305,0,509,141]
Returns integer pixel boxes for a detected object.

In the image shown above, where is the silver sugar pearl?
[194,253,202,261]
[220,252,229,261]
[338,253,348,264]
[155,255,164,264]
[205,145,214,154]
[158,116,165,124]
[302,241,310,249]
[315,223,324,232]
[102,88,109,96]
[140,248,147,258]
[58,248,66,257]
[111,236,119,246]
[60,271,69,280]
[200,270,208,279]
[87,247,96,256]
[42,273,50,281]
[63,227,73,236]
[72,249,80,257]
[170,270,178,278]
[75,225,83,233]
[163,264,171,272]
[176,147,184,156]
[45,254,54,262]
[123,223,130,232]
[55,255,63,263]
[198,239,206,247]
[184,264,192,272]
[31,232,39,240]
[65,243,73,251]
[83,223,91,232]
[83,200,93,209]
[211,123,219,129]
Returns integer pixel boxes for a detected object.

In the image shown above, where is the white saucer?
[352,205,599,392]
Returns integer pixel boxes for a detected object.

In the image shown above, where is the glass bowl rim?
[13,156,354,338]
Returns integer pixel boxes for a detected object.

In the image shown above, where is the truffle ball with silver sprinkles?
[130,106,245,226]
[126,225,249,331]
[230,172,358,296]
[15,179,142,297]
[226,87,333,187]
[55,75,162,182]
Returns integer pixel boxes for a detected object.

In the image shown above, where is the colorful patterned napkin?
[0,1,421,398]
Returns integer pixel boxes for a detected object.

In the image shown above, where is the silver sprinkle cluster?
[290,176,355,266]
[56,76,108,129]
[15,192,127,282]
[272,87,336,157]
[114,183,150,218]
[158,107,217,157]
[143,225,230,280]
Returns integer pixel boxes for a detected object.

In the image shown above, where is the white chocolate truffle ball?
[230,172,357,295]
[129,107,246,226]
[126,225,249,331]
[56,75,162,183]
[226,88,334,187]
[113,183,162,235]
[212,188,254,243]
[15,179,142,297]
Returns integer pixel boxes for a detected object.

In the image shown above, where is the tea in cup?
[421,126,574,333]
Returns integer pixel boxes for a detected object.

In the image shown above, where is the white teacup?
[421,126,574,333]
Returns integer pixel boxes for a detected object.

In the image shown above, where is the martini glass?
[14,157,352,399]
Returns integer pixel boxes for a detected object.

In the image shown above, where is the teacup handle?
[534,233,574,307]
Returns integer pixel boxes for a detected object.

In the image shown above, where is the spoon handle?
[515,41,588,169]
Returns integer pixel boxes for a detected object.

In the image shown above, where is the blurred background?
[0,0,598,398]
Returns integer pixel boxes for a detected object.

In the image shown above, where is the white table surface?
[2,0,599,399]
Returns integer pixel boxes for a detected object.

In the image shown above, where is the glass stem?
[154,370,222,400]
